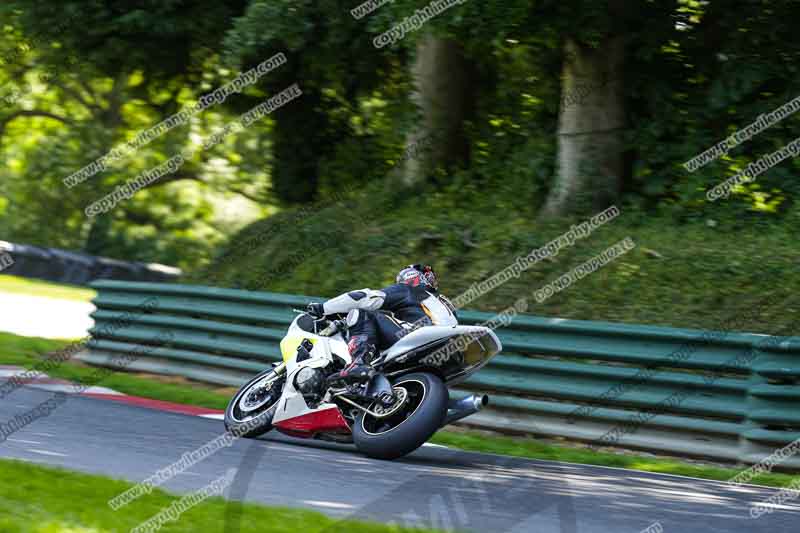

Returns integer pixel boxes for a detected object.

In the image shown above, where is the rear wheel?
[352,372,447,460]
[224,366,285,438]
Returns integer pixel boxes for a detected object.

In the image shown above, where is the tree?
[403,34,474,185]
[0,0,266,269]
[223,0,399,204]
[541,35,625,215]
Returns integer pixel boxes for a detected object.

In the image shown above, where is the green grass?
[0,458,437,533]
[0,331,68,360]
[0,333,795,491]
[0,331,229,410]
[0,274,95,302]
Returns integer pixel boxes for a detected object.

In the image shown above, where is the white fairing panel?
[285,334,350,374]
[273,315,353,424]
[271,372,342,425]
[421,294,458,326]
[271,379,312,424]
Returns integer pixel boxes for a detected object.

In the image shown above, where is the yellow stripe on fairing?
[280,336,317,362]
[420,303,436,325]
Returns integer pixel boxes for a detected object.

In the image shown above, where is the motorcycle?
[224,310,501,459]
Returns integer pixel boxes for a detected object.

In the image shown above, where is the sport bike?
[224,311,501,459]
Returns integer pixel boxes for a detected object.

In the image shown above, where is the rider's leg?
[328,309,382,385]
[373,312,407,348]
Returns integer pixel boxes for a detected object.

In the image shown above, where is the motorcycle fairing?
[379,325,502,384]
[280,335,317,363]
[273,405,350,435]
[267,313,501,438]
[280,315,351,371]
[381,325,487,360]
[271,367,351,434]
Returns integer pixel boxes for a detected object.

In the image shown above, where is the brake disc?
[240,377,280,412]
[370,386,409,418]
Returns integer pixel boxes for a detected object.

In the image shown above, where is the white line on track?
[26,449,67,457]
[302,500,356,510]
[7,439,41,445]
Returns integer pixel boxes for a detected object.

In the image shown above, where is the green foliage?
[3,0,246,80]
[625,0,800,210]
[0,1,270,269]
[222,0,407,204]
[2,0,800,274]
[197,177,800,335]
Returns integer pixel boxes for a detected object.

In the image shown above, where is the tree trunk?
[271,89,325,204]
[403,35,473,185]
[542,36,625,217]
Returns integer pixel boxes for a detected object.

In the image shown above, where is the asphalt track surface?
[1,383,799,532]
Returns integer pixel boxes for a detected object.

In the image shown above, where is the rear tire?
[352,372,447,460]
[224,367,285,438]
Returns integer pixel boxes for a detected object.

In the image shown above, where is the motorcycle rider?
[306,264,457,386]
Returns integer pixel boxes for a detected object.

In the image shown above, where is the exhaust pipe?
[443,394,489,426]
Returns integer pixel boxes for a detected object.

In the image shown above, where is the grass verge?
[0,331,229,410]
[0,458,436,533]
[1,331,795,490]
[0,274,96,302]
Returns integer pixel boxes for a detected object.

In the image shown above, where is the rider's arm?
[322,289,386,315]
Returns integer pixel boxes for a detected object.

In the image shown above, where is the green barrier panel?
[739,335,800,468]
[83,280,800,469]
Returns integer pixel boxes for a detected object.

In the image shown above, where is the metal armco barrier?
[0,241,181,286]
[82,280,800,469]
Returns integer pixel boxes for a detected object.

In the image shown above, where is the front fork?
[255,361,286,389]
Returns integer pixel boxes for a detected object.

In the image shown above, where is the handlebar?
[291,308,345,336]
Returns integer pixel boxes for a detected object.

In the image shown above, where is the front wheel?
[224,366,285,438]
[352,372,447,460]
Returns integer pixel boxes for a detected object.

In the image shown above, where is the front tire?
[224,366,285,438]
[352,372,447,460]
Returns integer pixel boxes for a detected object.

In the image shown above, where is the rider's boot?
[328,335,378,386]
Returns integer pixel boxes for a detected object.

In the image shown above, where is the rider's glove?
[306,302,325,318]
